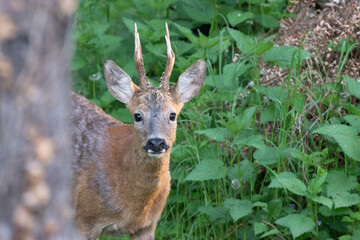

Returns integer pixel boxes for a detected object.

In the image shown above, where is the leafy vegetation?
[72,0,360,239]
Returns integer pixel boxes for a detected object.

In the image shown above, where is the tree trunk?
[0,0,80,239]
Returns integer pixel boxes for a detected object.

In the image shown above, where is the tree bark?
[0,0,80,239]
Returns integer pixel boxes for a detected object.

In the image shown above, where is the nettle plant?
[72,0,360,239]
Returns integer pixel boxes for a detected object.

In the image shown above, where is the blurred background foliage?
[72,0,288,123]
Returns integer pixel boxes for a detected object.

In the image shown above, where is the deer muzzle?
[143,138,169,158]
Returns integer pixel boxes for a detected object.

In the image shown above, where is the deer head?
[103,23,206,158]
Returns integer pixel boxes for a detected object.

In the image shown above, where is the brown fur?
[72,91,178,239]
[71,25,206,240]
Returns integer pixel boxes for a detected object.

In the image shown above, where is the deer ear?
[172,60,206,103]
[104,60,140,104]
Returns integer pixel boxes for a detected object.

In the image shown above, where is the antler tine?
[159,22,175,91]
[134,23,150,89]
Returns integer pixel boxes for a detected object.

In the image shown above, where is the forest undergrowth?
[72,1,360,239]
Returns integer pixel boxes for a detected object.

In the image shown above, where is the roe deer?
[71,23,206,240]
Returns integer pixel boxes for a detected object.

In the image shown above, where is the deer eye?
[134,113,142,122]
[169,113,176,121]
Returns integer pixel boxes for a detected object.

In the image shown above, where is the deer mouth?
[147,149,166,158]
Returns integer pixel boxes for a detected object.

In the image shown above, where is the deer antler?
[134,23,150,89]
[159,22,175,91]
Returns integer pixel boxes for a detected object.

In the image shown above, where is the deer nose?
[144,138,169,153]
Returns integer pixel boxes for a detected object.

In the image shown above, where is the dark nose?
[144,138,169,152]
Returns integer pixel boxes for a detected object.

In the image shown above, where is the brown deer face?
[103,24,206,158]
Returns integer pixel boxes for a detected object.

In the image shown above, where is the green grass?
[72,0,360,239]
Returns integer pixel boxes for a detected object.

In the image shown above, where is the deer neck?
[132,144,170,173]
[121,138,171,190]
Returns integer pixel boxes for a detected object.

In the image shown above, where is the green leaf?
[319,205,353,217]
[353,230,360,240]
[308,171,328,195]
[254,147,288,166]
[227,11,254,26]
[333,193,360,208]
[253,222,268,235]
[343,76,360,98]
[326,170,358,197]
[195,128,232,142]
[275,214,315,239]
[344,115,360,132]
[339,235,352,240]
[173,23,199,45]
[342,216,354,223]
[110,108,133,124]
[185,159,227,181]
[314,124,360,161]
[268,199,283,220]
[227,159,254,182]
[223,62,248,86]
[181,0,214,23]
[221,106,257,133]
[353,212,360,221]
[227,28,255,55]
[259,86,288,104]
[263,46,312,69]
[253,201,268,208]
[223,198,252,221]
[145,43,165,57]
[254,14,279,28]
[100,91,116,105]
[208,62,248,90]
[293,94,306,113]
[172,40,193,56]
[227,28,273,56]
[326,170,360,208]
[311,196,333,209]
[251,40,274,55]
[122,18,149,35]
[98,35,124,54]
[260,104,279,123]
[234,134,265,149]
[198,205,228,223]
[344,103,360,116]
[71,55,86,71]
[269,172,307,196]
